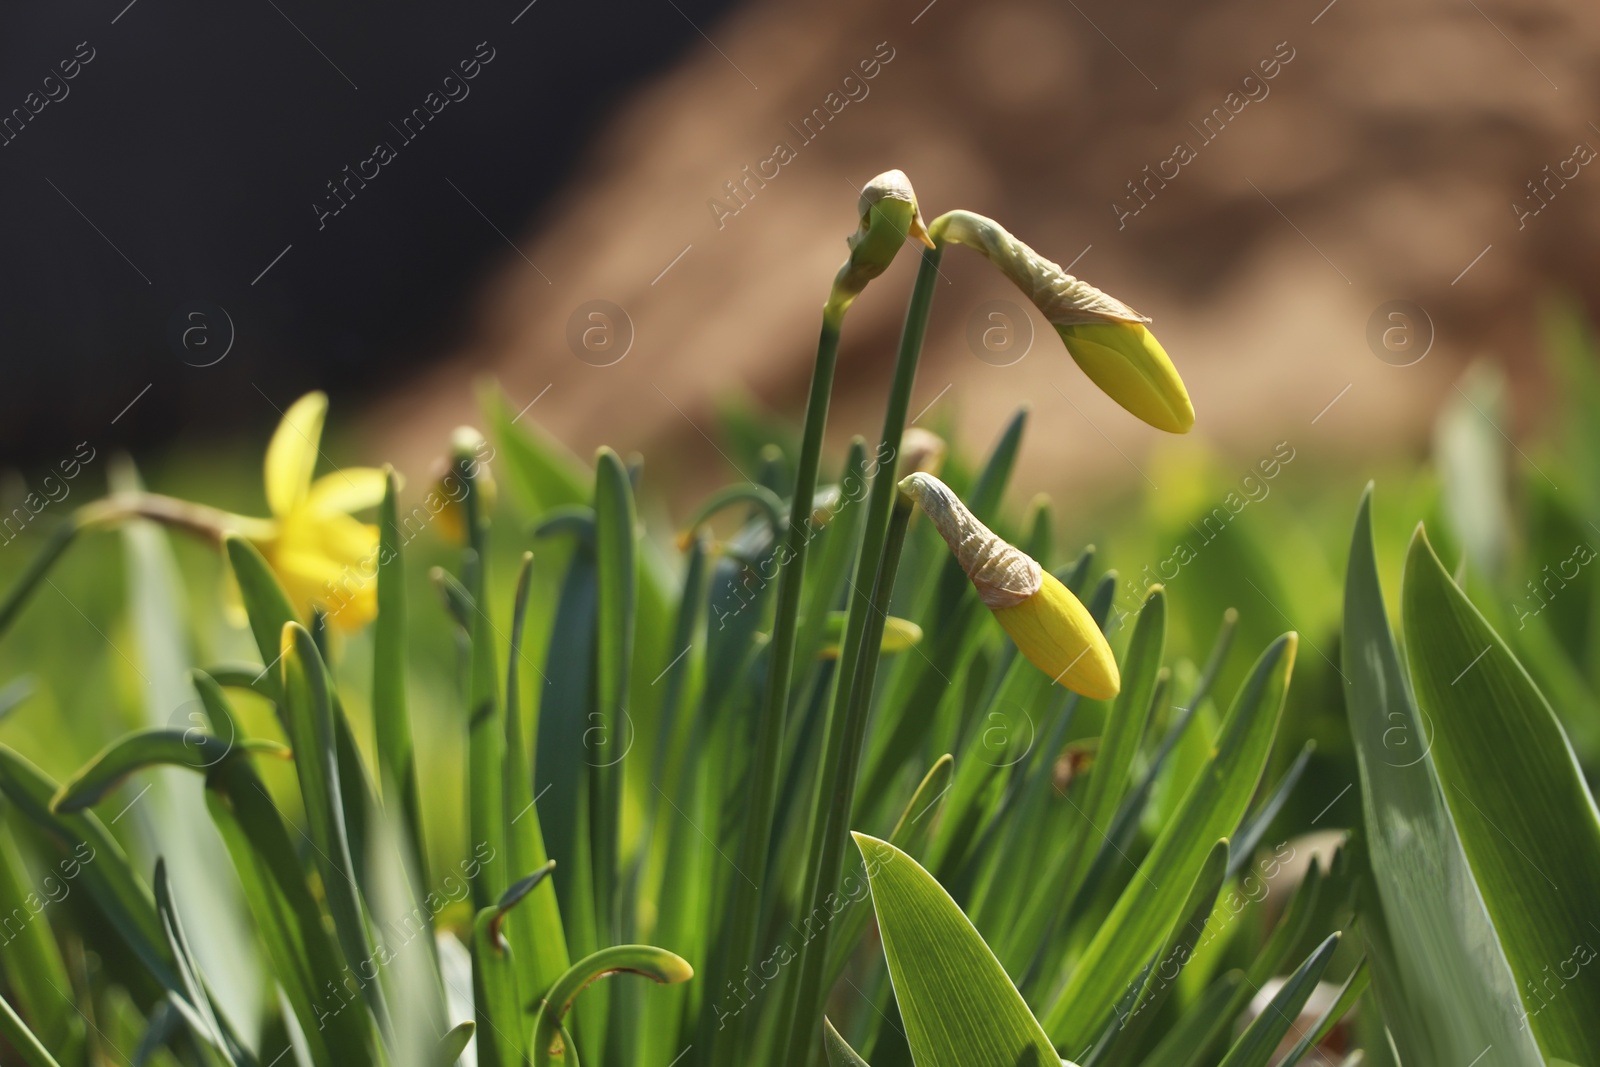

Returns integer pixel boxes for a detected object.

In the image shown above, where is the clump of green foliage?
[0,174,1596,1067]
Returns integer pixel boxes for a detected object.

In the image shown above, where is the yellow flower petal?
[1056,322,1195,434]
[306,468,388,517]
[993,570,1120,700]
[264,392,328,517]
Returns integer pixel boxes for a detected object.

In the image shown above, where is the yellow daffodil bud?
[931,210,1194,434]
[896,427,947,480]
[897,472,1119,699]
[828,170,934,319]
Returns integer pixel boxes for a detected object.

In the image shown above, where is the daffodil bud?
[897,472,1119,699]
[827,169,934,320]
[931,210,1194,434]
[896,427,947,480]
[436,427,497,544]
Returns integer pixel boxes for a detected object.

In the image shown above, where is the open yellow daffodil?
[252,392,386,630]
[897,472,1120,700]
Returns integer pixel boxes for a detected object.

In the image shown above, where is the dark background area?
[0,0,736,463]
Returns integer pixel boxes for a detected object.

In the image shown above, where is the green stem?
[776,246,943,1065]
[708,311,843,1066]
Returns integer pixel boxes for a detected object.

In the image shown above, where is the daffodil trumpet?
[928,209,1195,434]
[897,472,1120,700]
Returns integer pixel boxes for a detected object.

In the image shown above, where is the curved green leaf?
[824,1017,872,1067]
[530,945,693,1066]
[1341,489,1538,1064]
[825,754,955,987]
[853,833,1060,1067]
[473,862,558,1067]
[49,729,284,814]
[1401,525,1600,1061]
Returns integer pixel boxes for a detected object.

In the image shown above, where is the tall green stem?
[708,312,843,1066]
[777,246,943,1065]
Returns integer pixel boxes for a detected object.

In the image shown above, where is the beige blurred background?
[367,0,1600,509]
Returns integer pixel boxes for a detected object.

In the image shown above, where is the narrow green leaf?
[280,622,388,1032]
[1059,587,1166,914]
[1341,489,1538,1064]
[825,754,955,987]
[1278,958,1368,1067]
[1043,633,1296,1048]
[49,729,283,813]
[0,820,80,1056]
[1090,838,1229,1067]
[1136,971,1243,1067]
[591,447,637,947]
[504,553,569,1000]
[0,747,181,996]
[473,862,558,1067]
[824,1017,873,1067]
[854,833,1059,1067]
[193,671,378,1067]
[1215,933,1340,1067]
[530,945,693,1066]
[375,467,426,882]
[152,859,257,1066]
[1401,525,1600,1061]
[436,1022,476,1066]
[0,993,63,1067]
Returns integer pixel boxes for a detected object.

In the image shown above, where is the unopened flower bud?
[897,472,1119,699]
[932,210,1194,434]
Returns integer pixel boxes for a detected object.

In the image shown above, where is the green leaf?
[436,1022,476,1067]
[192,671,379,1067]
[0,747,181,996]
[473,861,558,1067]
[49,729,283,813]
[1341,488,1538,1064]
[1277,958,1368,1067]
[1215,933,1340,1067]
[591,448,637,939]
[0,992,63,1067]
[1089,838,1229,1067]
[1137,971,1243,1067]
[1401,524,1600,1061]
[1043,633,1296,1049]
[152,858,258,1066]
[530,945,693,1066]
[853,833,1060,1067]
[825,754,955,987]
[1056,586,1166,920]
[503,553,569,1000]
[280,622,389,1032]
[0,820,80,1057]
[825,1017,873,1067]
[374,467,426,882]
